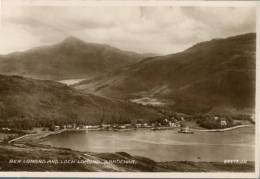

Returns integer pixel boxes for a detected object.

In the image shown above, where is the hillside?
[0,143,254,172]
[0,75,160,129]
[75,33,256,114]
[0,37,143,80]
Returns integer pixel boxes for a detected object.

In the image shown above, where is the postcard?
[0,0,259,178]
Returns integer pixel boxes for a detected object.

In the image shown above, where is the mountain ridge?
[0,37,144,80]
[75,33,256,115]
[0,74,161,129]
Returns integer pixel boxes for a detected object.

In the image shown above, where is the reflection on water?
[42,126,254,162]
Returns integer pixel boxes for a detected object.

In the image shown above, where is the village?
[0,112,254,147]
[47,119,182,132]
[36,113,241,133]
[0,112,254,142]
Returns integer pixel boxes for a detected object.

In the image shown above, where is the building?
[119,125,126,129]
[54,125,60,131]
[251,115,255,122]
[214,116,219,120]
[143,123,149,127]
[169,122,176,127]
[91,125,100,129]
[175,121,181,127]
[73,123,77,129]
[83,125,100,129]
[66,124,73,129]
[102,124,111,128]
[2,127,11,131]
[102,124,111,130]
[220,120,227,127]
[83,125,91,129]
[124,124,132,128]
[136,123,142,128]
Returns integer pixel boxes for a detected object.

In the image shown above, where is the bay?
[42,126,254,162]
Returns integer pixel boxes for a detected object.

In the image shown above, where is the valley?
[0,32,256,172]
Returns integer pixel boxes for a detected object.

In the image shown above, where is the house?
[136,124,142,128]
[102,124,111,130]
[169,122,176,127]
[102,124,111,128]
[220,120,227,127]
[119,125,126,129]
[54,125,60,131]
[92,125,100,129]
[2,127,11,131]
[83,125,91,129]
[143,123,149,127]
[66,124,73,129]
[124,124,132,128]
[175,121,181,127]
[112,124,118,128]
[73,124,77,129]
[251,115,255,122]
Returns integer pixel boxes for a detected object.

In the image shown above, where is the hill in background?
[0,37,143,80]
[0,75,161,129]
[75,33,256,115]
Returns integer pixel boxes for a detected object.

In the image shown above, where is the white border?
[0,0,259,178]
[0,0,258,7]
[255,4,260,179]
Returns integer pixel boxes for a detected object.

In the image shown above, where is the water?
[42,126,255,162]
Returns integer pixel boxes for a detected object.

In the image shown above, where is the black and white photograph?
[0,0,258,178]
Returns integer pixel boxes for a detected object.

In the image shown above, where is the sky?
[0,6,256,55]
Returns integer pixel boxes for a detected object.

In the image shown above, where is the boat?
[178,127,194,134]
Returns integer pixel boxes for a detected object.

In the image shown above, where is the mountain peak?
[62,36,85,45]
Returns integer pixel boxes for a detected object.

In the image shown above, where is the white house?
[2,127,11,131]
[136,124,142,128]
[214,116,219,120]
[54,125,60,131]
[220,120,227,127]
[169,122,176,127]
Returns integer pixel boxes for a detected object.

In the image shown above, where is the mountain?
[0,74,160,129]
[75,33,256,114]
[0,37,143,80]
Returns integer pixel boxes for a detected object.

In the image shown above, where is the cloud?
[181,7,255,36]
[0,6,256,54]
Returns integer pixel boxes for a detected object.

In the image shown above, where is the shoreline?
[192,124,252,132]
[1,125,255,172]
[8,124,254,144]
[8,129,67,144]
